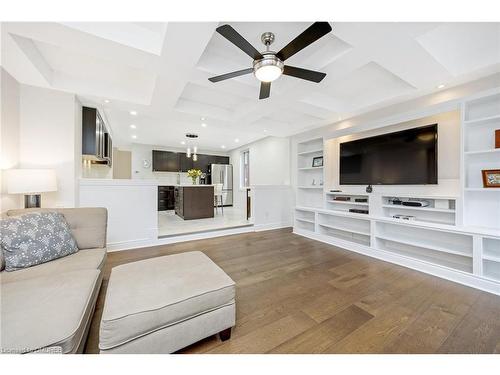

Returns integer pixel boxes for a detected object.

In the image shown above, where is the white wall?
[230,136,291,210]
[0,68,21,211]
[18,84,81,207]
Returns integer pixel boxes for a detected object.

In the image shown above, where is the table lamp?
[6,169,57,208]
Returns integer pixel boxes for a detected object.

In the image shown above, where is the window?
[240,150,250,188]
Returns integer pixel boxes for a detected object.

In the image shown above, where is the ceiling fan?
[208,22,333,99]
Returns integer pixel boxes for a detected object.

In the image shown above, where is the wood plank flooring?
[84,228,500,354]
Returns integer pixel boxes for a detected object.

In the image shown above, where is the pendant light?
[185,133,199,159]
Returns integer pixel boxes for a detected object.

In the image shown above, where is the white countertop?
[174,184,214,188]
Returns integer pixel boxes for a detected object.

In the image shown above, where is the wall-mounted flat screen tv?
[339,124,438,185]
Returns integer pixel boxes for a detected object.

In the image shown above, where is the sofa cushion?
[7,207,107,250]
[0,247,106,284]
[1,212,78,271]
[0,269,101,353]
[0,247,4,271]
[99,251,235,351]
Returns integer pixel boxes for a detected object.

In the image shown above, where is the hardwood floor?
[84,228,500,354]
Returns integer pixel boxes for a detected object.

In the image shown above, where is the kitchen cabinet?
[152,150,179,172]
[175,186,214,220]
[179,153,193,172]
[82,106,112,165]
[193,154,210,173]
[151,151,230,172]
[158,186,175,211]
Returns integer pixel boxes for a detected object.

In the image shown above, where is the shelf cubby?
[325,192,369,214]
[376,221,473,257]
[483,259,500,281]
[318,212,371,236]
[375,237,473,273]
[462,91,500,230]
[381,196,456,226]
[318,224,370,247]
[296,138,324,209]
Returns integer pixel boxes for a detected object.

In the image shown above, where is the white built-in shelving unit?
[296,138,324,208]
[292,88,500,295]
[325,192,369,214]
[380,195,457,226]
[462,91,500,230]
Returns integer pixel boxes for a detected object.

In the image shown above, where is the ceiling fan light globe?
[255,65,282,82]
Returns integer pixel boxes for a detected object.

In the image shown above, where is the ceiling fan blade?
[208,68,254,83]
[283,65,326,83]
[276,22,332,61]
[216,24,264,60]
[259,82,271,99]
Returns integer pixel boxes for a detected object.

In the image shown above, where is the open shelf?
[376,237,473,273]
[463,114,500,125]
[381,196,456,226]
[297,148,323,156]
[319,223,369,236]
[464,148,500,156]
[327,200,369,206]
[376,221,473,257]
[318,225,371,247]
[297,138,324,209]
[325,193,369,215]
[298,167,324,171]
[382,204,455,213]
[483,259,500,281]
[462,91,500,231]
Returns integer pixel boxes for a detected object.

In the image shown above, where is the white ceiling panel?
[416,23,500,76]
[3,22,500,151]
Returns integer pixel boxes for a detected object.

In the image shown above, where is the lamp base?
[24,194,41,208]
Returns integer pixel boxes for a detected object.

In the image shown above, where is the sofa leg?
[219,327,232,341]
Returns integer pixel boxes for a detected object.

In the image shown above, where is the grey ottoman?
[99,251,235,353]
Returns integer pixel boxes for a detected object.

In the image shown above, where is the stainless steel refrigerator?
[210,164,233,206]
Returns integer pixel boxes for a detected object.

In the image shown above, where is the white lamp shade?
[6,169,57,194]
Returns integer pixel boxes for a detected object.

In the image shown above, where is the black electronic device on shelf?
[349,209,369,214]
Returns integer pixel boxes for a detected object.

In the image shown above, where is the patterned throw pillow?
[0,212,79,271]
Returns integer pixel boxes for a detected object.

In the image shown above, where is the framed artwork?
[482,169,500,188]
[312,156,323,168]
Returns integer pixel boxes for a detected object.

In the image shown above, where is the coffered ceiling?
[2,22,500,151]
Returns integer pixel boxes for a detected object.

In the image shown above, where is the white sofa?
[0,208,107,354]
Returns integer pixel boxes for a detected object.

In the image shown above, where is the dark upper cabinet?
[82,106,112,165]
[179,153,193,172]
[193,154,210,173]
[151,151,229,173]
[215,156,230,165]
[152,150,179,172]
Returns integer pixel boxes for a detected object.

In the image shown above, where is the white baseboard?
[253,221,292,232]
[106,225,256,252]
[293,228,500,296]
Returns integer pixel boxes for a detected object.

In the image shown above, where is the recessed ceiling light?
[180,141,186,145]
[234,138,239,143]
[201,117,205,121]
[130,110,138,116]
[130,124,136,129]
[131,135,137,139]
[437,84,445,89]
[221,145,226,149]
[104,99,110,104]
[201,123,207,128]
[263,129,267,133]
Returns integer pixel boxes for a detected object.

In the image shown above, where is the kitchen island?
[174,185,214,220]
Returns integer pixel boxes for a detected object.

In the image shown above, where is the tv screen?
[339,124,438,185]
